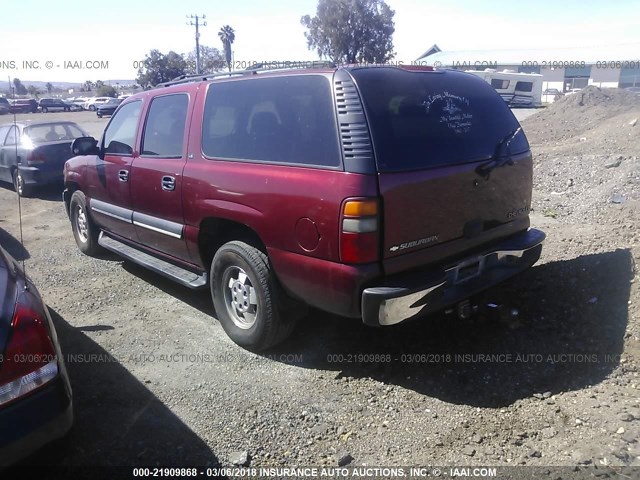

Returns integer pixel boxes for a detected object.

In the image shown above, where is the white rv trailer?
[466,69,543,107]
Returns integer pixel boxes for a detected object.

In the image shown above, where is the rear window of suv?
[351,68,529,172]
[202,75,341,168]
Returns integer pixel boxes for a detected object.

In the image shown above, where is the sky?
[1,0,639,84]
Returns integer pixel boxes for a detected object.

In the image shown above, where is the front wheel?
[42,107,48,113]
[210,241,297,351]
[70,191,101,256]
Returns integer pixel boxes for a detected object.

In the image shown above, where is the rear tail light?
[0,303,58,407]
[26,150,46,165]
[340,198,379,264]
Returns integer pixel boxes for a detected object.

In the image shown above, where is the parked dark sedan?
[0,245,73,465]
[95,98,122,118]
[0,121,89,196]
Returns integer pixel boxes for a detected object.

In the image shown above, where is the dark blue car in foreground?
[0,245,73,465]
[0,121,89,196]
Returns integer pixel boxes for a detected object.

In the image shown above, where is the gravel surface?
[0,91,638,472]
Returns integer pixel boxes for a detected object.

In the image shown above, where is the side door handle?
[118,169,129,182]
[161,176,176,191]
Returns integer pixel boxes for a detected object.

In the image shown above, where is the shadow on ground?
[104,248,632,408]
[0,182,63,202]
[0,226,29,261]
[121,262,214,316]
[20,307,219,468]
[273,249,633,407]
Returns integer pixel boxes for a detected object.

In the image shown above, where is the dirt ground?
[0,94,638,473]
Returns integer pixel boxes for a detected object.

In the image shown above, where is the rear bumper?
[18,166,63,187]
[0,375,73,466]
[361,228,545,326]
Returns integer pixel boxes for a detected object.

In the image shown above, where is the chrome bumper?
[361,228,545,327]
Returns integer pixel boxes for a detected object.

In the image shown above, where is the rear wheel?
[70,191,101,256]
[210,241,297,351]
[12,170,31,197]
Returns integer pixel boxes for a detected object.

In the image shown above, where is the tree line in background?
[136,0,395,88]
[302,0,395,64]
[5,77,129,98]
[4,0,395,95]
[6,78,54,97]
[136,25,236,88]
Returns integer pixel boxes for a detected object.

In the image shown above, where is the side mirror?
[71,136,99,156]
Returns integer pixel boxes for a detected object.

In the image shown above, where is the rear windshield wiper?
[475,126,522,179]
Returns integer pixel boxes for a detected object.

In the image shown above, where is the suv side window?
[202,75,340,168]
[141,94,188,158]
[103,100,142,155]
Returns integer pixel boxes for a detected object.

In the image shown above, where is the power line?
[187,14,207,75]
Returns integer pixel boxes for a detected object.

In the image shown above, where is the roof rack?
[156,61,337,88]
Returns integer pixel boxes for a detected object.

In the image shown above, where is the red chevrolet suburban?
[63,64,544,350]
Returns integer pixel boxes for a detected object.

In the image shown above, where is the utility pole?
[187,14,207,75]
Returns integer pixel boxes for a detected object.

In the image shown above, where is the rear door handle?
[161,176,176,191]
[118,169,129,182]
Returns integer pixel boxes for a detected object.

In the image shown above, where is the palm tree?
[218,25,235,72]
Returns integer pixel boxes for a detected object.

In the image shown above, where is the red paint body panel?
[267,247,380,317]
[182,160,379,266]
[85,153,138,241]
[378,152,533,273]
[129,157,191,261]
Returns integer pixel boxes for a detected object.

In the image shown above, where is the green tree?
[95,80,105,89]
[185,45,225,74]
[136,49,187,88]
[301,0,395,64]
[12,78,28,95]
[27,85,40,96]
[218,25,236,71]
[96,85,117,97]
[83,80,94,92]
[45,82,53,94]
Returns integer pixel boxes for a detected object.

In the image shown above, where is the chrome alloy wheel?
[223,266,258,329]
[75,205,89,243]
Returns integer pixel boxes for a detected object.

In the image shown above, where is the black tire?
[69,191,101,256]
[12,169,32,197]
[211,241,297,351]
[89,105,95,111]
[42,107,48,113]
[64,107,70,112]
[97,112,102,118]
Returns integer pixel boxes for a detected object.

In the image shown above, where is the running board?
[98,232,207,289]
